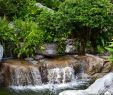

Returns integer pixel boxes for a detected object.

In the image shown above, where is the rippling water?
[0,88,56,95]
[0,83,90,95]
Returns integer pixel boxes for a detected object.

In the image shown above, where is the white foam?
[9,79,89,91]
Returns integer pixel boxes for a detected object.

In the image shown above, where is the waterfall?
[0,61,91,90]
[47,67,75,84]
[9,66,42,86]
[9,66,75,86]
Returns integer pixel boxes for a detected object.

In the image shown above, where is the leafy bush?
[0,0,38,20]
[13,19,44,58]
[106,42,113,63]
[58,0,113,55]
[37,10,69,43]
[0,17,15,41]
[36,0,65,10]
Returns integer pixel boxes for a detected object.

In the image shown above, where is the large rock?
[59,73,113,95]
[77,54,104,75]
[76,54,113,80]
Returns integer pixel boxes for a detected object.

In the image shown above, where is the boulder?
[59,73,113,95]
[76,54,105,75]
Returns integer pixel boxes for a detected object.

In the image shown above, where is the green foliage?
[0,0,38,20]
[38,11,55,43]
[0,0,16,17]
[58,0,113,54]
[37,10,68,43]
[59,0,113,28]
[1,0,113,57]
[106,42,113,63]
[13,19,44,58]
[36,0,65,10]
[0,17,15,41]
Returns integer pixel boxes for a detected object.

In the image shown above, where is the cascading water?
[0,59,92,91]
[9,66,42,86]
[48,67,75,84]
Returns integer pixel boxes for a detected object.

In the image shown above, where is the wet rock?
[77,54,104,75]
[59,73,113,95]
[39,66,48,83]
[76,73,92,80]
[43,43,58,56]
[101,62,112,73]
[43,55,78,68]
[87,62,103,75]
[92,73,107,80]
[25,57,34,61]
[1,62,43,86]
[73,63,81,75]
[35,55,44,60]
[30,60,38,65]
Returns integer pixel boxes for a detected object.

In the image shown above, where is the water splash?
[1,62,91,91]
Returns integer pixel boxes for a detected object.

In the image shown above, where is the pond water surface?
[0,88,56,95]
[0,84,89,95]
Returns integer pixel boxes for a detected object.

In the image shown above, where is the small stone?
[65,45,75,53]
[35,55,44,60]
[30,60,38,64]
[25,57,33,61]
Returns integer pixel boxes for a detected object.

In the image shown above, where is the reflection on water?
[0,83,90,95]
[0,88,56,95]
[0,84,88,95]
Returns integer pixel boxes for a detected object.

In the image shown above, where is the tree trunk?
[91,39,98,54]
[79,39,86,55]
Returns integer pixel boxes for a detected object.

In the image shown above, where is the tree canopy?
[57,0,113,54]
[0,0,113,56]
[0,0,38,20]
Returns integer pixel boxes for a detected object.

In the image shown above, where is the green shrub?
[0,0,38,20]
[0,17,15,42]
[13,19,44,58]
[58,0,113,55]
[105,42,113,63]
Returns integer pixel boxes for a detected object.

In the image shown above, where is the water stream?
[0,60,92,95]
